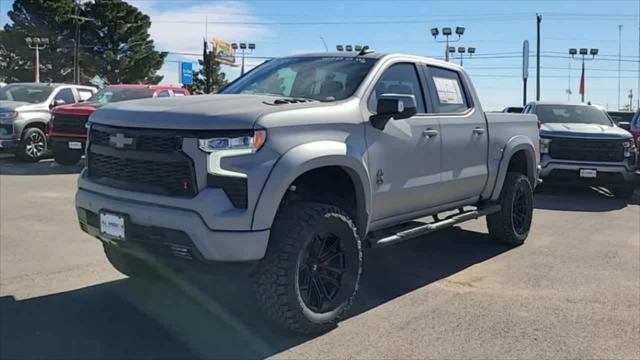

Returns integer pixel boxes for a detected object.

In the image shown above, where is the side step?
[369,204,502,248]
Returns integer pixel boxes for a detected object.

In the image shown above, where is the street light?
[569,47,598,102]
[430,26,465,61]
[456,46,475,66]
[335,45,370,53]
[25,37,49,83]
[232,42,256,76]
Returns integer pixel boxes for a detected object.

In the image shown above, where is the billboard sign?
[211,38,237,66]
[180,62,193,85]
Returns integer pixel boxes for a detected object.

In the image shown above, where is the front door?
[365,62,445,223]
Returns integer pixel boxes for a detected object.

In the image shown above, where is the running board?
[369,204,502,248]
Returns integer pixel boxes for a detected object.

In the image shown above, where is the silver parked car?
[0,83,97,161]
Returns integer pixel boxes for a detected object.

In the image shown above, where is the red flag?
[578,61,585,96]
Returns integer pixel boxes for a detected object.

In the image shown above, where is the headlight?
[622,140,637,158]
[0,111,18,121]
[198,130,266,153]
[539,138,551,154]
[199,130,267,178]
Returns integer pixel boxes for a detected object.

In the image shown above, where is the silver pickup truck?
[524,102,637,198]
[76,52,539,333]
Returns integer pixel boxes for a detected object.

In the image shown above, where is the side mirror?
[51,99,66,108]
[370,93,417,130]
[618,121,630,131]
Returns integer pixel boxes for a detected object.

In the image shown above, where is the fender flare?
[490,135,538,201]
[251,140,372,232]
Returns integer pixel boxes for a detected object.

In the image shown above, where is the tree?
[186,41,228,94]
[82,0,166,84]
[0,0,77,83]
[0,0,166,84]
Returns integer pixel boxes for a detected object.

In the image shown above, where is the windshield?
[221,56,377,101]
[0,84,54,104]
[535,105,613,126]
[88,87,155,104]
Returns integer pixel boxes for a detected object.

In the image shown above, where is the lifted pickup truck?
[76,52,539,333]
[49,84,190,165]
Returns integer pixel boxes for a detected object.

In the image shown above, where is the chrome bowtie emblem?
[109,133,134,149]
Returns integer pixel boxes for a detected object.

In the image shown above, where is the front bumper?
[0,138,19,149]
[76,188,270,262]
[540,156,637,183]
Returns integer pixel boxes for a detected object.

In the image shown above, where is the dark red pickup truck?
[49,84,189,165]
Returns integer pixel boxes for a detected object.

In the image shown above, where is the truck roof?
[7,82,95,89]
[286,52,461,71]
[106,84,186,91]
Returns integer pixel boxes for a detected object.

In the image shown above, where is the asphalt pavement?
[1,154,639,359]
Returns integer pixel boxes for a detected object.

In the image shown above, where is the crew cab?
[76,52,539,333]
[524,102,637,198]
[49,84,190,165]
[0,83,96,161]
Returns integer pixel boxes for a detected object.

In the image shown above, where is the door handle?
[422,129,439,138]
[472,127,486,135]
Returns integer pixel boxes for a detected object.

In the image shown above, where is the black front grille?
[90,128,181,152]
[52,114,89,134]
[549,138,625,162]
[87,125,196,197]
[0,124,13,135]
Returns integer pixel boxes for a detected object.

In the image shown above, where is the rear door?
[365,62,444,223]
[424,66,489,203]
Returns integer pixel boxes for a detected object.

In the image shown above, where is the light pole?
[68,14,94,85]
[25,37,49,83]
[430,26,465,62]
[569,47,598,103]
[231,42,255,76]
[456,46,475,66]
[618,25,623,110]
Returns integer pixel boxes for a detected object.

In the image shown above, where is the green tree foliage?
[187,48,228,94]
[0,0,166,84]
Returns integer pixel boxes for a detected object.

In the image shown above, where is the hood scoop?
[263,98,315,106]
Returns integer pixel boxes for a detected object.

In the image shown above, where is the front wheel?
[53,147,83,165]
[487,172,534,246]
[254,202,362,334]
[16,127,47,162]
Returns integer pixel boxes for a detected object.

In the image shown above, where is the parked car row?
[0,82,189,163]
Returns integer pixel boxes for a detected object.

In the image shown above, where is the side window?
[173,90,187,97]
[368,63,426,114]
[426,67,470,114]
[157,90,171,98]
[78,89,93,101]
[54,88,76,105]
[523,105,531,114]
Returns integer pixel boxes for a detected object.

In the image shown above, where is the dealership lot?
[1,155,639,359]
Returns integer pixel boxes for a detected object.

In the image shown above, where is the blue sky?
[2,0,639,110]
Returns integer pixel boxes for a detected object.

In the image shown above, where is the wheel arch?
[490,136,538,201]
[252,141,372,234]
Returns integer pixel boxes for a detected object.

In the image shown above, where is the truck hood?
[89,94,329,130]
[540,122,632,139]
[0,100,48,112]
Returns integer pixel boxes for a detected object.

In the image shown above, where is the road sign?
[180,62,193,85]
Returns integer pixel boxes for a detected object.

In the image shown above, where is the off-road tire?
[611,183,635,199]
[53,147,83,166]
[254,201,362,334]
[103,243,159,279]
[487,172,534,246]
[16,127,47,162]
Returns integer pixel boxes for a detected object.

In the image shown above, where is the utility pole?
[25,37,49,83]
[618,25,623,110]
[536,14,542,101]
[69,6,93,85]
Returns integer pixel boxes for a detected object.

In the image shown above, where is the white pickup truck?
[76,51,540,333]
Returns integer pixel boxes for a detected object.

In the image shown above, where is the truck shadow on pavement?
[0,227,510,359]
[533,184,639,212]
[0,155,84,175]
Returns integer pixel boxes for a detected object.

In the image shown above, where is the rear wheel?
[16,127,47,162]
[254,202,362,334]
[611,183,634,199]
[487,172,534,246]
[103,243,160,279]
[53,147,83,165]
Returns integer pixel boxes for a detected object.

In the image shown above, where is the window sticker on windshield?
[433,77,464,105]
